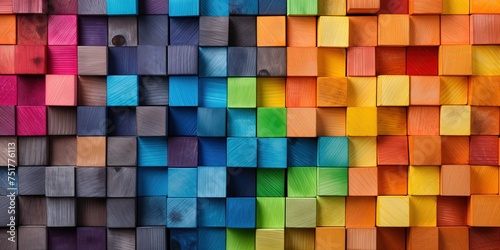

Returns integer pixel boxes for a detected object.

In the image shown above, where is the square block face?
[257,78,285,107]
[318,137,348,167]
[346,107,377,136]
[349,168,377,196]
[257,16,286,46]
[287,17,317,47]
[410,76,440,105]
[227,198,256,228]
[0,76,17,105]
[440,106,471,135]
[258,138,287,168]
[197,167,226,198]
[165,168,196,198]
[227,78,257,108]
[377,196,410,227]
[47,198,76,227]
[410,0,442,14]
[317,168,348,196]
[473,46,500,76]
[407,47,438,75]
[378,14,409,46]
[286,198,316,228]
[409,15,440,46]
[45,75,77,106]
[19,167,45,195]
[409,166,440,195]
[377,136,409,165]
[107,167,137,197]
[169,76,198,107]
[168,46,198,75]
[167,198,197,228]
[378,165,407,195]
[198,138,227,166]
[46,166,75,197]
[0,15,16,44]
[229,48,256,77]
[441,165,470,196]
[407,106,440,136]
[287,138,317,167]
[317,16,349,47]
[286,77,316,107]
[17,106,47,136]
[377,75,410,106]
[77,136,106,167]
[287,108,316,137]
[136,106,167,136]
[15,45,47,74]
[197,107,226,137]
[256,229,284,249]
[317,77,348,107]
[409,136,441,165]
[170,0,199,16]
[257,169,285,197]
[347,47,376,76]
[287,0,317,15]
[410,196,437,226]
[317,197,345,227]
[471,165,499,195]
[199,17,229,46]
[107,75,138,106]
[348,136,377,167]
[199,77,227,107]
[76,167,106,197]
[471,107,500,135]
[470,136,499,165]
[439,45,472,75]
[107,137,137,166]
[345,196,375,227]
[198,198,225,227]
[107,0,138,14]
[48,15,77,45]
[168,137,198,167]
[347,77,376,107]
[441,15,469,45]
[227,108,256,137]
[227,137,257,167]
[78,46,107,75]
[77,106,106,135]
[317,108,346,136]
[318,48,346,77]
[287,47,318,76]
[0,106,15,136]
[347,0,379,13]
[199,47,227,77]
[441,76,468,105]
[107,199,136,228]
[288,167,316,197]
[377,107,407,135]
[349,16,377,47]
[256,197,285,228]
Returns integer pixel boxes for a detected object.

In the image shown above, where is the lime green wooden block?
[257,108,286,137]
[286,198,316,228]
[288,167,317,197]
[287,0,318,15]
[317,168,348,196]
[257,197,285,228]
[257,169,285,197]
[227,229,255,250]
[228,77,257,108]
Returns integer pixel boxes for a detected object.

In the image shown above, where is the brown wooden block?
[439,227,469,250]
[287,17,316,47]
[77,198,106,226]
[77,76,107,106]
[469,227,500,249]
[49,136,76,166]
[378,165,408,195]
[77,136,106,167]
[377,107,407,135]
[47,107,77,135]
[410,76,440,105]
[348,167,377,196]
[437,196,467,226]
[471,106,499,135]
[408,135,441,165]
[347,0,379,13]
[409,15,440,45]
[315,227,345,250]
[407,227,438,250]
[375,47,406,75]
[407,106,440,136]
[78,46,108,75]
[316,77,347,107]
[441,15,469,45]
[285,229,315,250]
[347,228,376,250]
[17,15,47,45]
[19,196,46,225]
[15,45,47,74]
[440,165,470,196]
[377,136,408,165]
[471,165,498,195]
[470,136,499,165]
[19,136,48,166]
[13,0,47,13]
[19,226,47,250]
[377,227,406,250]
[345,196,376,228]
[441,136,469,165]
[107,137,137,166]
[316,108,346,136]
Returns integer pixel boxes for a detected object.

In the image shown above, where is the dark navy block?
[288,138,317,167]
[226,198,256,228]
[169,17,199,45]
[259,0,287,15]
[227,168,256,197]
[229,0,258,15]
[138,15,169,46]
[228,47,257,76]
[78,16,108,46]
[169,107,197,136]
[170,229,197,250]
[258,138,287,168]
[227,108,256,137]
[198,137,227,166]
[197,108,226,137]
[107,107,136,136]
[108,47,138,75]
[198,228,226,250]
[137,168,168,196]
[77,106,107,136]
[139,0,169,14]
[198,78,227,108]
[138,196,167,226]
[227,137,257,167]
[197,198,225,227]
[167,198,197,228]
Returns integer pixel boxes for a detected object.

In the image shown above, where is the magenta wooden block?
[0,106,16,135]
[17,75,45,106]
[48,15,77,45]
[16,106,46,136]
[0,76,17,105]
[168,137,198,167]
[48,46,77,74]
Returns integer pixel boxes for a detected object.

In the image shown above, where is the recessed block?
[48,15,77,45]
[78,46,107,75]
[137,46,166,75]
[257,197,285,229]
[16,106,46,136]
[441,165,470,196]
[77,136,106,167]
[347,77,376,107]
[348,136,377,167]
[107,198,136,228]
[287,138,317,167]
[409,136,441,165]
[409,0,442,13]
[256,16,286,47]
[438,45,472,75]
[107,136,137,166]
[169,0,198,16]
[136,106,167,136]
[471,107,499,135]
[257,78,285,107]
[168,137,198,167]
[410,195,437,226]
[15,45,47,74]
[137,168,168,196]
[470,136,498,165]
[347,47,376,76]
[107,0,137,14]
[407,46,438,75]
[18,136,47,165]
[47,198,76,227]
[46,166,75,197]
[378,165,407,195]
[138,15,169,45]
[441,136,470,165]
[0,106,15,136]
[349,16,377,47]
[199,16,228,46]
[345,196,376,227]
[407,227,439,250]
[376,47,406,75]
[227,198,256,228]
[19,167,45,195]
[76,167,106,197]
[287,0,317,15]
[470,165,498,195]
[168,46,198,75]
[318,48,346,77]
[258,138,287,168]
[288,167,316,197]
[287,47,317,76]
[287,17,316,47]
[257,169,285,197]
[347,228,377,250]
[317,167,348,196]
[441,76,468,105]
[317,108,346,136]
[377,107,407,135]
[410,76,440,105]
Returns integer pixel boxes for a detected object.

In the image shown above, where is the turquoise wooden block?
[229,0,258,15]
[170,0,199,16]
[167,198,197,228]
[198,228,226,250]
[168,168,197,198]
[227,108,256,137]
[288,138,317,167]
[169,76,198,107]
[198,167,226,197]
[137,168,168,196]
[198,198,225,227]
[198,107,226,137]
[200,0,229,16]
[199,47,227,77]
[258,138,287,168]
[138,196,167,226]
[107,0,138,15]
[226,198,256,228]
[227,137,257,167]
[199,78,227,107]
[107,75,139,106]
[318,137,349,167]
[138,137,168,166]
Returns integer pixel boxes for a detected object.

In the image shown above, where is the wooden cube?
[469,195,500,226]
[317,16,349,47]
[227,77,256,108]
[408,166,440,195]
[257,78,285,107]
[407,47,438,75]
[349,16,377,47]
[378,14,409,46]
[17,106,46,136]
[378,165,407,195]
[410,15,440,44]
[19,167,45,195]
[287,0,317,15]
[377,196,409,227]
[346,107,377,136]
[107,229,135,250]
[377,107,407,135]
[107,198,136,228]
[441,136,470,165]
[47,198,76,227]
[441,165,470,196]
[168,46,198,75]
[0,0,12,14]
[347,228,376,250]
[0,106,14,135]
[47,107,77,135]
[469,76,500,106]
[199,16,228,46]
[377,136,409,165]
[0,46,15,74]
[440,76,468,105]
[441,15,469,45]
[107,75,138,106]
[78,46,107,75]
[347,47,376,76]
[257,108,286,137]
[317,168,347,196]
[471,107,499,135]
[407,106,440,135]
[470,0,500,13]
[229,16,256,47]
[440,105,471,135]
[472,46,500,75]
[347,0,379,13]
[76,168,106,197]
[18,136,47,165]
[48,15,77,45]
[346,196,376,228]
[317,77,347,107]
[439,227,469,250]
[13,0,47,13]
[46,166,75,197]
[409,0,442,13]
[407,227,439,250]
[376,47,406,75]
[256,229,284,250]
[410,76,440,105]
[317,48,346,77]
[347,77,376,107]
[317,197,345,226]
[443,0,469,14]
[377,75,409,106]
[287,17,316,47]
[439,45,472,75]
[19,196,46,225]
[377,228,406,250]
[410,196,437,226]
[49,136,77,166]
[228,47,256,77]
[287,47,317,76]
[77,136,106,167]
[257,47,286,77]
[285,198,316,228]
[317,108,346,136]
[471,165,498,194]
[15,45,46,74]
[107,167,136,197]
[17,15,47,45]
[45,75,77,106]
[318,0,346,15]
[0,15,16,44]
[470,136,499,165]
[437,196,467,226]
[348,136,377,166]
[349,168,377,196]
[287,108,316,137]
[286,77,316,107]
[316,227,345,250]
[19,226,47,250]
[257,16,286,47]
[409,136,441,165]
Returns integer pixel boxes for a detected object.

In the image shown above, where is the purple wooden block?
[17,76,45,106]
[168,137,198,167]
[0,106,15,136]
[77,227,106,250]
[140,0,169,14]
[78,16,108,46]
[48,227,77,250]
[0,76,17,105]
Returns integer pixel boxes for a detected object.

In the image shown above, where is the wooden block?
[228,16,256,46]
[169,77,198,107]
[107,198,136,228]
[229,0,257,14]
[285,77,316,107]
[377,228,406,250]
[471,165,498,194]
[48,228,77,250]
[17,15,47,45]
[347,228,376,250]
[107,0,137,15]
[376,196,409,227]
[0,15,16,44]
[441,165,470,196]
[258,138,287,168]
[288,167,316,197]
[318,48,346,77]
[377,75,409,106]
[108,47,137,75]
[470,0,500,13]
[198,137,227,167]
[108,107,137,136]
[441,15,469,45]
[407,227,439,250]
[410,0,442,14]
[77,77,106,106]
[167,137,198,167]
[471,107,499,135]
[287,108,316,137]
[19,226,47,250]
[0,137,16,166]
[200,0,228,16]
[285,198,316,228]
[439,227,469,250]
[107,75,138,106]
[19,167,45,195]
[347,47,376,76]
[378,14,409,46]
[169,17,198,46]
[287,47,317,76]
[48,0,77,14]
[77,136,106,167]
[349,168,377,196]
[470,227,500,249]
[137,137,167,166]
[169,0,198,16]
[13,0,47,13]
[317,168,347,196]
[287,0,317,15]
[17,75,45,106]
[317,77,347,107]
[410,76,440,105]
[137,46,166,75]
[470,136,499,165]
[19,196,46,225]
[469,76,500,105]
[256,78,285,107]
[0,46,15,74]
[17,106,46,136]
[48,15,77,45]
[378,165,408,195]
[287,17,316,47]
[440,105,471,135]
[317,197,345,226]
[287,138,317,167]
[377,136,408,165]
[107,167,136,197]
[347,107,377,136]
[47,198,76,226]
[257,47,286,77]
[107,229,135,250]
[438,45,472,75]
[0,0,12,13]
[316,227,345,250]
[46,166,75,197]
[45,75,76,106]
[168,46,198,75]
[198,16,228,47]
[348,136,377,166]
[197,167,225,197]
[18,136,48,165]
[78,46,107,75]
[76,168,106,197]
[259,0,286,15]
[48,46,77,74]
[349,16,377,47]
[227,168,256,197]
[77,106,106,136]
[256,229,284,250]
[256,197,285,228]
[47,107,77,136]
[136,227,166,250]
[138,15,168,46]
[318,137,348,167]
[469,195,500,226]
[137,168,168,196]
[317,108,346,136]
[285,229,314,250]
[136,106,167,136]
[407,46,439,75]
[108,16,137,47]
[440,76,468,105]
[198,198,225,227]
[78,0,106,14]
[0,106,15,136]
[408,166,440,195]
[346,196,376,227]
[410,195,437,226]
[472,46,500,75]
[407,106,440,135]
[347,0,379,13]
[140,76,169,106]
[226,198,255,228]
[77,227,106,250]
[199,47,227,77]
[377,107,407,135]
[257,16,285,47]
[443,0,469,14]
[15,45,46,74]
[375,47,406,75]
[317,16,349,48]
[441,136,470,165]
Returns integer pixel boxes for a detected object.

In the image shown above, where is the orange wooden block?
[468,195,500,226]
[315,227,345,250]
[257,16,286,47]
[347,47,376,76]
[345,196,376,228]
[441,136,470,165]
[471,15,500,44]
[441,15,470,45]
[469,76,500,106]
[439,227,469,250]
[347,0,380,13]
[316,77,347,107]
[316,108,346,136]
[470,0,500,14]
[0,45,15,74]
[407,227,439,250]
[470,165,499,195]
[287,47,317,76]
[346,228,377,250]
[438,45,472,75]
[286,77,316,107]
[349,168,377,196]
[375,47,406,75]
[287,17,316,47]
[377,227,406,250]
[45,75,77,106]
[440,165,471,196]
[77,136,106,167]
[437,196,468,226]
[409,15,440,46]
[378,14,410,46]
[410,76,440,105]
[378,165,408,195]
[471,106,500,135]
[285,229,315,250]
[407,106,440,136]
[0,0,12,13]
[317,48,346,77]
[409,0,442,14]
[377,136,409,165]
[377,107,407,135]
[287,108,316,137]
[0,15,16,44]
[408,136,441,165]
[349,16,378,47]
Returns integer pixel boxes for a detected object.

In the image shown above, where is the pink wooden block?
[46,75,77,106]
[347,47,376,76]
[0,76,17,105]
[17,75,45,106]
[48,15,77,45]
[16,106,46,136]
[48,46,77,74]
[0,106,16,135]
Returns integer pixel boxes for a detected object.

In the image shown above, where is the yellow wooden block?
[440,105,471,135]
[378,14,410,46]
[410,196,437,226]
[470,0,500,13]
[318,48,346,77]
[256,229,284,250]
[257,78,285,107]
[346,107,377,136]
[286,198,316,228]
[408,166,440,195]
[440,76,468,105]
[317,77,348,107]
[472,46,500,76]
[317,16,349,48]
[317,197,345,226]
[318,0,346,15]
[443,0,470,14]
[377,75,410,106]
[438,45,472,75]
[348,136,377,167]
[376,196,410,227]
[347,77,376,107]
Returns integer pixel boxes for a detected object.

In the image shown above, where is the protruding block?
[48,15,77,45]
[228,48,255,77]
[410,76,440,105]
[0,15,16,44]
[408,166,440,195]
[349,16,377,47]
[347,107,377,136]
[472,46,500,75]
[376,196,410,227]
[107,229,135,250]
[349,168,377,196]
[256,197,285,228]
[441,165,470,196]
[78,16,107,46]
[228,77,256,108]
[137,46,166,75]
[18,136,47,165]
[168,46,198,75]
[348,136,377,166]
[318,48,346,77]
[287,0,317,15]
[77,136,106,167]
[259,0,286,15]
[107,0,137,15]
[256,16,286,47]
[257,47,286,77]
[471,165,498,194]
[317,16,349,47]
[377,75,409,106]
[46,166,75,197]
[136,107,167,136]
[285,198,316,228]
[407,106,440,135]
[258,138,287,168]
[377,136,409,165]
[47,198,76,227]
[45,75,77,106]
[227,137,257,167]
[440,76,468,105]
[347,77,376,107]
[76,167,106,197]
[441,15,469,45]
[443,0,469,14]
[197,167,225,198]
[378,14,409,46]
[440,105,470,135]
[318,137,348,167]
[316,227,345,250]
[471,107,499,135]
[438,45,472,75]
[317,168,347,196]
[470,136,498,165]
[107,198,136,228]
[77,227,106,250]
[470,0,500,13]
[347,47,375,76]
[19,167,45,195]
[286,77,316,107]
[378,165,408,195]
[288,167,316,197]
[409,0,442,14]
[78,0,106,14]
[168,137,198,167]
[317,108,346,136]
[347,0,379,13]
[15,45,47,74]
[407,227,439,250]
[257,78,285,107]
[107,167,136,198]
[199,47,227,77]
[287,17,316,47]
[227,198,255,228]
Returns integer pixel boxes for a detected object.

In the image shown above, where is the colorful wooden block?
[318,137,348,167]
[45,75,76,106]
[472,46,500,75]
[227,77,256,108]
[17,14,47,45]
[78,0,106,14]
[349,16,378,47]
[438,45,472,75]
[15,45,46,74]
[470,228,500,250]
[378,14,410,46]
[285,198,316,228]
[377,75,409,106]
[441,136,470,165]
[441,165,470,196]
[407,227,439,250]
[286,77,316,107]
[347,47,376,76]
[199,47,227,77]
[167,137,198,166]
[228,47,256,77]
[470,165,499,194]
[317,16,349,48]
[317,108,346,136]
[257,47,286,77]
[317,77,347,107]
[441,15,470,45]
[377,136,408,165]
[376,196,410,227]
[13,0,47,13]
[287,0,317,15]
[255,229,284,250]
[258,138,287,168]
[0,46,15,74]
[347,228,376,250]
[408,166,440,195]
[284,229,315,250]
[169,0,198,16]
[257,16,286,47]
[318,48,346,77]
[287,138,317,167]
[77,106,106,135]
[410,195,437,226]
[137,46,166,75]
[288,167,316,197]
[471,107,499,135]
[108,107,136,135]
[469,195,500,226]
[287,108,316,137]
[76,136,106,167]
[256,78,285,107]
[346,196,376,227]
[0,15,16,44]
[167,45,198,75]
[77,46,107,75]
[0,106,15,136]
[443,0,469,14]
[470,136,499,165]
[199,77,226,107]
[347,0,379,13]
[410,76,440,105]
[107,0,137,15]
[317,168,348,196]
[347,77,377,107]
[287,47,318,76]
[227,167,256,197]
[409,0,442,14]
[316,227,345,250]
[197,107,225,137]
[349,167,377,196]
[377,107,407,135]
[316,197,345,226]
[408,134,442,165]
[229,16,256,47]
[378,165,408,195]
[48,15,77,45]
[256,197,285,228]
[16,106,46,136]
[287,17,316,47]
[137,168,168,196]
[227,108,256,137]
[200,0,228,16]
[377,228,406,250]
[440,76,468,105]
[440,105,471,135]
[168,168,197,197]
[348,136,377,166]
[0,0,12,13]
[259,0,286,15]
[376,47,406,75]
[169,17,198,45]
[47,45,77,74]
[227,137,257,167]
[197,167,225,197]
[439,227,469,250]
[257,169,285,197]
[469,76,500,106]
[18,136,48,165]
[226,198,256,228]
[407,106,440,135]
[108,47,137,75]
[347,107,377,136]
[470,0,500,13]
[407,46,439,75]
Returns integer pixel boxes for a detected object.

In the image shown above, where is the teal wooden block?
[138,196,167,226]
[229,0,258,15]
[138,137,168,167]
[137,168,168,196]
[226,198,256,228]
[198,107,226,137]
[168,168,197,198]
[227,137,257,167]
[198,198,226,227]
[170,0,199,16]
[198,167,226,197]
[107,0,138,15]
[169,76,198,107]
[198,228,226,250]
[199,78,227,107]
[107,75,138,106]
[257,138,287,168]
[199,47,227,77]
[318,137,349,167]
[200,0,229,16]
[167,198,197,228]
[227,108,256,137]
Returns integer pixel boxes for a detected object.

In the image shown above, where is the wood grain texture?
[377,227,406,250]
[108,16,137,47]
[470,165,498,194]
[410,76,440,105]
[168,46,198,75]
[470,227,500,249]
[107,198,136,228]
[346,196,376,227]
[378,14,409,46]
[441,165,470,196]
[19,196,46,225]
[13,0,47,13]
[375,47,406,75]
[137,45,167,75]
[0,106,15,135]
[227,229,255,250]
[18,136,48,165]
[257,16,286,46]
[168,137,198,166]
[45,75,77,106]
[78,16,108,46]
[256,108,286,137]
[227,137,257,167]
[167,198,197,228]
[48,0,77,14]
[377,136,409,165]
[107,167,136,197]
[469,195,500,226]
[138,196,167,226]
[347,46,375,76]
[77,107,106,136]
[438,45,472,75]
[48,15,77,45]
[470,136,499,165]
[470,0,500,13]
[471,106,499,135]
[17,14,47,45]
[46,166,75,197]
[0,197,13,226]
[285,198,316,228]
[108,47,138,75]
[198,107,226,137]
[228,47,256,77]
[472,45,500,75]
[256,78,285,107]
[349,16,377,47]
[410,15,440,46]
[0,15,16,44]
[0,46,15,74]
[256,197,284,228]
[441,136,470,165]
[107,229,136,250]
[287,108,316,137]
[347,107,377,136]
[77,227,106,250]
[409,0,442,13]
[0,137,16,166]
[409,135,442,165]
[48,46,77,74]
[46,197,76,226]
[77,198,106,226]
[139,0,168,14]
[77,136,106,167]
[78,0,106,14]
[229,16,256,46]
[347,228,376,250]
[441,14,469,45]
[316,108,345,136]
[468,76,500,106]
[439,227,469,250]
[17,109,46,136]
[407,227,439,250]
[199,47,227,77]
[410,195,437,226]
[441,76,468,105]
[377,75,409,106]
[318,16,349,47]
[18,226,47,250]
[17,75,44,106]
[408,165,440,195]
[376,196,409,227]
[76,167,106,197]
[107,137,137,166]
[377,165,407,195]
[0,0,13,13]
[257,47,286,77]
[137,227,166,250]
[77,76,107,106]
[318,0,346,15]
[139,76,169,105]
[287,17,316,47]
[407,46,438,75]
[15,45,47,74]
[107,107,137,135]
[78,46,108,75]
[347,0,379,13]
[48,228,77,250]
[316,227,345,250]
[285,77,316,107]
[19,167,45,195]
[170,18,198,46]
[407,106,440,135]
[199,16,229,46]
[138,15,169,46]
[440,105,471,135]
[285,229,314,250]
[256,229,284,249]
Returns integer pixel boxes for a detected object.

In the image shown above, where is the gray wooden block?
[107,198,136,228]
[78,0,106,14]
[77,76,107,106]
[19,167,45,195]
[228,47,257,76]
[76,167,106,197]
[199,16,229,46]
[137,106,167,136]
[47,107,77,135]
[168,46,198,75]
[108,229,136,250]
[137,227,166,250]
[78,46,108,76]
[19,196,46,226]
[0,196,14,227]
[77,198,106,226]
[138,15,169,46]
[108,16,138,47]
[107,137,137,166]
[139,76,169,106]
[45,166,75,197]
[137,46,167,75]
[19,226,47,250]
[49,136,77,166]
[229,16,256,47]
[257,47,287,77]
[47,198,76,227]
[0,223,16,250]
[0,137,16,166]
[107,167,137,197]
[19,137,48,166]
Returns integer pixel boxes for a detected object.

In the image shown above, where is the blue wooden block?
[167,198,197,228]
[108,47,138,75]
[107,107,137,136]
[170,18,199,45]
[197,198,225,227]
[259,0,287,15]
[169,76,198,107]
[198,108,226,137]
[318,137,349,167]
[227,137,257,167]
[169,107,197,136]
[137,46,167,75]
[138,15,169,46]
[226,198,256,228]
[139,0,169,14]
[170,229,197,249]
[168,45,199,75]
[199,78,227,108]
[258,138,287,168]
[287,138,317,167]
[229,0,258,15]
[228,47,257,77]
[169,0,199,16]
[0,168,16,196]
[168,168,197,198]
[227,168,256,197]
[200,0,229,16]
[138,137,168,166]
[107,75,138,106]
[77,106,107,136]
[198,138,227,166]
[198,167,226,198]
[227,109,256,137]
[137,168,168,196]
[199,47,227,77]
[107,0,138,15]
[198,228,226,250]
[138,196,167,226]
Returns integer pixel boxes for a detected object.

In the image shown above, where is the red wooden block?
[16,106,46,136]
[286,77,317,107]
[471,106,500,135]
[377,227,406,250]
[441,136,470,165]
[48,46,77,75]
[17,15,47,45]
[347,47,376,76]
[407,47,438,75]
[46,75,77,106]
[0,45,15,74]
[437,196,467,226]
[0,106,16,135]
[0,76,17,105]
[13,0,47,13]
[15,45,47,74]
[377,136,409,165]
[469,227,500,250]
[376,47,406,75]
[379,0,408,14]
[48,0,77,14]
[470,136,499,165]
[407,106,440,135]
[17,75,45,106]
[378,165,408,195]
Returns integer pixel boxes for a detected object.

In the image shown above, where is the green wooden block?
[226,229,255,250]
[285,198,316,228]
[227,77,256,108]
[288,167,316,197]
[257,169,285,197]
[317,167,348,196]
[256,197,285,228]
[287,0,317,15]
[257,108,286,137]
